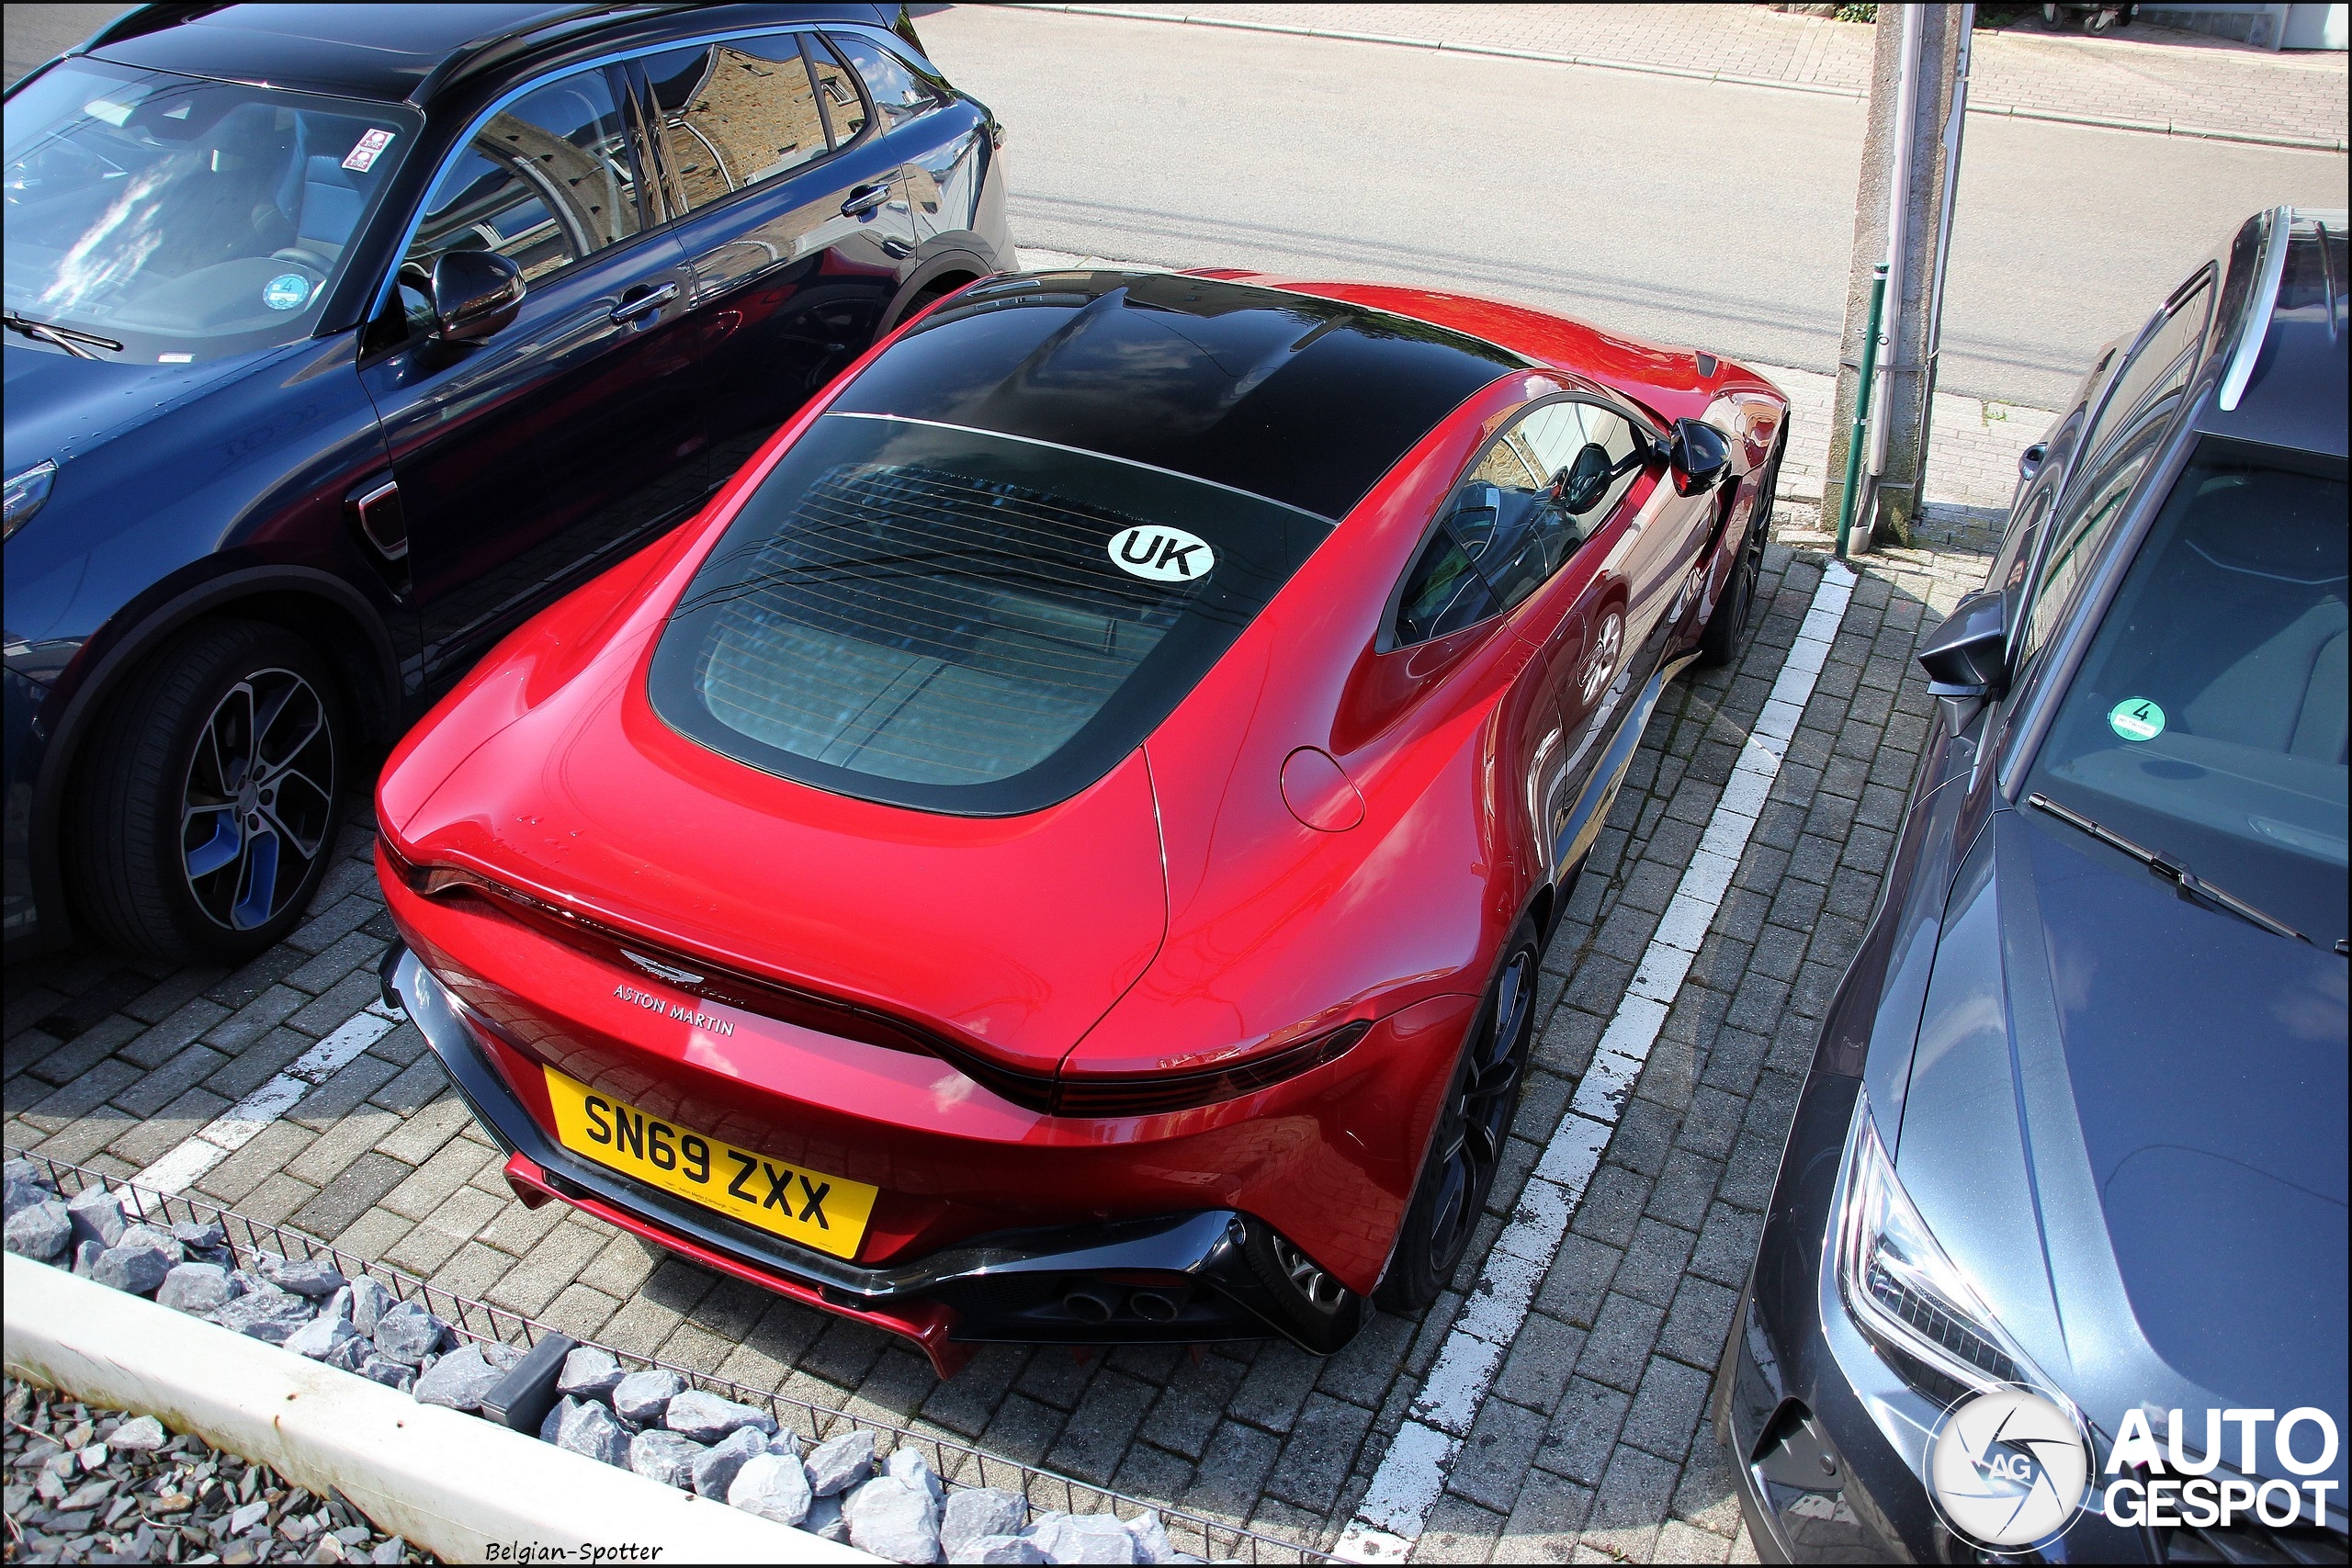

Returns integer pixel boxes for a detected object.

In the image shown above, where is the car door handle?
[841,182,894,217]
[609,282,679,323]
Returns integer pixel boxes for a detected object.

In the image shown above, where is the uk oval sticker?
[2109,697,2165,742]
[1108,525,1215,582]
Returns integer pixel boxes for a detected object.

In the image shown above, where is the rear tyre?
[1694,431,1784,669]
[71,620,345,963]
[1375,916,1544,1314]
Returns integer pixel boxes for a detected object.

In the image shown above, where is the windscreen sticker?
[2109,697,2165,742]
[1108,525,1215,583]
[342,129,395,172]
[262,274,312,311]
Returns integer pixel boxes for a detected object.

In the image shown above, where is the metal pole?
[1866,2,1924,483]
[1919,6,1973,458]
[1837,263,1888,561]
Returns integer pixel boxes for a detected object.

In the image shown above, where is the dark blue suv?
[4,2,1012,960]
[1718,207,2346,1562]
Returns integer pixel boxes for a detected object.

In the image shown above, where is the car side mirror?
[1662,418,1731,497]
[1918,587,2010,728]
[430,251,525,343]
[2018,442,2048,482]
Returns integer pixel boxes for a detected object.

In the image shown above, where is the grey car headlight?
[3,460,57,540]
[1834,1089,2064,1404]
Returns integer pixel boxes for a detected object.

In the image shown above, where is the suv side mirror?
[1662,417,1731,497]
[1918,587,2010,726]
[2018,441,2049,482]
[430,251,525,343]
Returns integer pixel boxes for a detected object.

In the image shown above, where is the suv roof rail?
[412,3,691,104]
[2219,205,2292,412]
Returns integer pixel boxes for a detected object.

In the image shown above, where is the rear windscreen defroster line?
[650,413,1332,816]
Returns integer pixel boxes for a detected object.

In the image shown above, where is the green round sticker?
[2109,697,2165,742]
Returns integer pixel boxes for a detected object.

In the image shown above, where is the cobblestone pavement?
[1047,2,2350,148]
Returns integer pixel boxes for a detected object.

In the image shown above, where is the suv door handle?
[841,182,894,217]
[610,282,679,324]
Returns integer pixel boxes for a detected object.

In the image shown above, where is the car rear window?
[649,413,1331,814]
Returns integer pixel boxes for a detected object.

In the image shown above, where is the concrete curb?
[1029,4,2349,152]
[3,1254,879,1567]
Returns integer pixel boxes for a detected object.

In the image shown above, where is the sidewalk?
[1037,3,2350,149]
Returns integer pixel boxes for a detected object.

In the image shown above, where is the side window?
[639,39,831,216]
[2078,276,2211,470]
[2018,428,2163,668]
[806,42,869,144]
[400,66,639,306]
[824,34,935,131]
[1517,400,1645,537]
[1396,529,1501,646]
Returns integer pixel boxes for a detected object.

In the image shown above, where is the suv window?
[1394,400,1645,646]
[824,34,935,131]
[2018,412,2170,669]
[393,66,639,328]
[2078,276,2211,471]
[639,39,831,216]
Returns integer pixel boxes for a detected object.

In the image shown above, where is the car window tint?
[824,34,933,130]
[404,66,639,289]
[1396,526,1502,645]
[2079,276,2211,469]
[1518,400,1645,535]
[806,42,869,144]
[2019,419,2165,668]
[639,39,830,216]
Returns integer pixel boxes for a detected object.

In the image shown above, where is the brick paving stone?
[1494,1474,1593,1564]
[286,1151,412,1240]
[1449,1398,1550,1514]
[1046,1371,1158,1483]
[102,1087,229,1168]
[1267,1393,1376,1514]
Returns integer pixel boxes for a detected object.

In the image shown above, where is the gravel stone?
[690,1427,769,1499]
[806,1494,851,1545]
[211,1291,316,1345]
[358,1356,416,1393]
[727,1451,814,1528]
[325,1334,373,1373]
[4,1160,56,1218]
[369,1301,447,1365]
[805,1427,876,1495]
[943,1488,1029,1560]
[5,1198,72,1260]
[1124,1511,1176,1564]
[663,1388,777,1443]
[557,1346,625,1402]
[413,1342,509,1410]
[71,1238,103,1276]
[321,1285,353,1323]
[954,1539,1049,1566]
[349,1276,395,1336]
[170,1219,226,1250]
[93,1238,175,1295]
[544,1396,631,1467]
[254,1252,345,1297]
[628,1429,706,1488]
[888,1445,944,1505]
[612,1370,685,1427]
[107,1416,166,1452]
[156,1263,234,1314]
[843,1473,938,1562]
[65,1188,128,1250]
[1024,1513,1136,1565]
[285,1314,362,1361]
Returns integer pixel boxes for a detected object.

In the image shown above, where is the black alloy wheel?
[72,620,345,962]
[1376,916,1544,1314]
[1695,429,1784,668]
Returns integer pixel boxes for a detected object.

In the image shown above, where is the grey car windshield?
[650,413,1333,816]
[2027,438,2347,942]
[4,59,414,363]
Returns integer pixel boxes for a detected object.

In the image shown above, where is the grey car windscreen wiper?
[2,312,123,359]
[2027,792,2311,944]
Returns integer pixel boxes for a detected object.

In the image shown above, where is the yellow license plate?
[541,1066,877,1260]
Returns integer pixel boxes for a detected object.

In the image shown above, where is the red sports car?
[376,269,1788,1372]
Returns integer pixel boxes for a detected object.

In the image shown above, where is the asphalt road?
[916,6,2348,409]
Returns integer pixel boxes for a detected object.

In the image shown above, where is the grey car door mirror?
[2018,441,2049,482]
[430,251,526,343]
[1918,587,2011,728]
[1663,417,1731,496]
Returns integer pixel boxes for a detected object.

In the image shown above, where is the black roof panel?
[2196,215,2348,460]
[831,272,1529,520]
[89,4,583,101]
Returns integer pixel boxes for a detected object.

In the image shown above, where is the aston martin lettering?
[613,983,735,1036]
